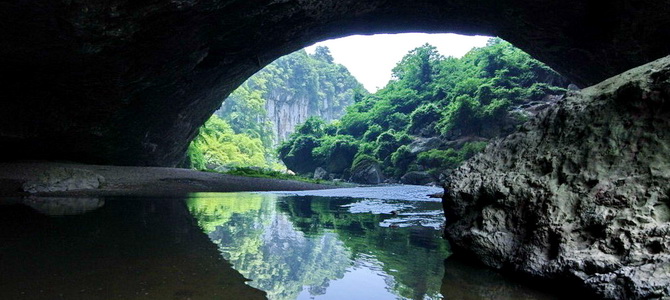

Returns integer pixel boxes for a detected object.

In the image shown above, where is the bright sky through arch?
[306,33,491,92]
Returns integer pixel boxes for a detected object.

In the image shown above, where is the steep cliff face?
[443,56,670,299]
[217,49,363,145]
[265,88,351,143]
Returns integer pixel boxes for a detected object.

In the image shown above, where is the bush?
[390,145,417,177]
[313,135,359,173]
[409,103,441,136]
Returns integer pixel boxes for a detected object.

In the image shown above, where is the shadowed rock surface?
[443,56,670,299]
[1,0,670,166]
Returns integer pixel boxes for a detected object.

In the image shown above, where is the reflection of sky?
[268,185,443,202]
[298,256,397,300]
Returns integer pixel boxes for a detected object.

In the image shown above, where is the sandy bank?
[0,161,336,197]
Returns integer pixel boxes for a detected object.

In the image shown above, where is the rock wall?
[2,0,670,166]
[265,87,350,144]
[443,56,670,299]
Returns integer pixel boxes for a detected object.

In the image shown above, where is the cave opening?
[188,33,571,186]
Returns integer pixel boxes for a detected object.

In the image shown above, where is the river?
[0,185,564,299]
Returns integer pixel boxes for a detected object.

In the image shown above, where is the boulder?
[313,167,328,180]
[350,160,384,185]
[443,56,670,299]
[400,171,434,185]
[22,167,105,193]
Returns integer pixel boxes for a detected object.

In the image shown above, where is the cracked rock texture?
[2,0,670,166]
[444,56,670,299]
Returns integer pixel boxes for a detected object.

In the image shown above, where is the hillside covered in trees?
[186,47,365,170]
[278,38,569,184]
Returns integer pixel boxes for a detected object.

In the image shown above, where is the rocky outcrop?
[400,171,434,186]
[265,86,353,143]
[1,1,670,166]
[313,167,328,180]
[443,56,670,299]
[22,167,105,193]
[350,159,383,184]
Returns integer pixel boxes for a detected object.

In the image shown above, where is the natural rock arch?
[1,0,668,166]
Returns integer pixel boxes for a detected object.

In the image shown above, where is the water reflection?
[0,197,264,300]
[187,193,449,300]
[22,196,104,216]
[0,189,566,300]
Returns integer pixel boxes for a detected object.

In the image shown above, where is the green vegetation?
[186,46,365,172]
[223,166,346,185]
[185,115,281,170]
[187,116,279,170]
[186,38,567,183]
[279,38,568,181]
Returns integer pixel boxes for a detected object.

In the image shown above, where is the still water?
[0,186,561,299]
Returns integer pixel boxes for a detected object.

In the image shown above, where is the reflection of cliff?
[187,194,352,300]
[278,196,450,300]
[216,49,364,145]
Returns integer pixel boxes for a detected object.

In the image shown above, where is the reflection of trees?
[278,196,450,300]
[187,193,450,300]
[186,194,352,300]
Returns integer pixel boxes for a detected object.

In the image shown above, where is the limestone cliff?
[264,83,353,144]
[443,56,670,299]
[216,49,363,145]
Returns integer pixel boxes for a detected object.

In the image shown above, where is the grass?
[217,167,350,186]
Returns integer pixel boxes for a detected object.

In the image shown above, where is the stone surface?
[400,171,434,186]
[22,167,105,193]
[313,167,328,180]
[350,160,383,184]
[1,1,670,166]
[443,56,670,299]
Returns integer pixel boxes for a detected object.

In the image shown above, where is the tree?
[312,46,334,64]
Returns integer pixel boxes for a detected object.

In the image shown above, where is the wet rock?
[22,167,105,193]
[444,55,670,299]
[400,171,434,186]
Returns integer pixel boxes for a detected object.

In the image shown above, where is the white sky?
[305,33,492,92]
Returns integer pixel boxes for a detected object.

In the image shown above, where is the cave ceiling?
[0,0,668,166]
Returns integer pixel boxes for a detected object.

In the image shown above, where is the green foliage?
[188,46,365,172]
[278,135,321,174]
[187,115,275,170]
[409,103,441,136]
[416,141,488,176]
[278,38,568,181]
[351,154,379,172]
[390,145,417,177]
[222,167,336,185]
[295,116,326,137]
[312,135,359,174]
